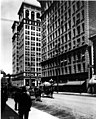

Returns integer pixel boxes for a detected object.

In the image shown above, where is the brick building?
[38,1,96,92]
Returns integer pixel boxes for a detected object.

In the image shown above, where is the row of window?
[25,41,41,46]
[25,10,40,20]
[47,22,85,45]
[25,30,41,36]
[25,55,41,61]
[25,25,41,31]
[25,61,41,66]
[24,19,41,26]
[42,62,86,77]
[43,50,86,68]
[42,63,86,77]
[42,34,85,57]
[25,67,41,72]
[25,46,41,52]
[45,9,84,37]
[46,1,84,21]
[25,36,41,41]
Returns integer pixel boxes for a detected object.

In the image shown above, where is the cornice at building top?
[12,32,19,42]
[18,2,41,15]
[12,21,19,30]
[38,0,55,18]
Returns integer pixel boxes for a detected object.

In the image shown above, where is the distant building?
[12,21,19,74]
[12,2,41,87]
[38,1,96,92]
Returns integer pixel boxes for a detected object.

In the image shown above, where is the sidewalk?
[1,104,19,119]
[54,91,96,97]
[6,98,59,119]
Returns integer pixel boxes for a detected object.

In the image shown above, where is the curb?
[54,92,96,97]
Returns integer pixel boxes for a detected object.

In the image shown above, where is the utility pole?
[55,42,60,93]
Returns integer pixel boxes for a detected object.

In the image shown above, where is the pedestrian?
[34,86,42,102]
[18,86,32,119]
[50,86,54,98]
[1,86,8,113]
[14,88,21,110]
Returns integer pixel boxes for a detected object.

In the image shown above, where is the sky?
[0,0,40,74]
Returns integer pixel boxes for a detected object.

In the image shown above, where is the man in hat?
[18,87,32,119]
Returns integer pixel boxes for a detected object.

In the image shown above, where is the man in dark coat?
[34,87,42,102]
[1,86,8,113]
[14,88,21,110]
[18,87,32,119]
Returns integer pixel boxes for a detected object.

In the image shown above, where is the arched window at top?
[31,11,35,20]
[25,10,29,19]
[36,13,40,19]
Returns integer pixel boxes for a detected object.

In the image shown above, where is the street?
[33,93,96,119]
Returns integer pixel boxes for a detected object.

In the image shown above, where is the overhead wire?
[1,18,17,22]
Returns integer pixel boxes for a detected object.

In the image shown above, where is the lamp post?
[29,62,32,88]
[55,42,60,93]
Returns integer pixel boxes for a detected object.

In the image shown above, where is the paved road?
[40,93,96,119]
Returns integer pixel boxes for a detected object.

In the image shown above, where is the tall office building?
[12,2,41,87]
[12,21,19,74]
[38,1,96,92]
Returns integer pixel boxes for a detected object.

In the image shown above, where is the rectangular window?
[76,1,80,11]
[82,36,85,44]
[82,23,85,33]
[65,34,67,42]
[68,20,71,29]
[68,9,71,18]
[31,47,35,51]
[73,17,75,26]
[73,29,75,38]
[31,26,35,30]
[31,37,35,41]
[81,10,84,21]
[31,42,35,46]
[68,31,71,41]
[65,23,67,31]
[77,26,80,36]
[77,38,80,46]
[78,64,81,72]
[72,4,75,14]
[76,13,80,25]
[65,12,67,21]
[81,1,84,7]
[31,32,35,36]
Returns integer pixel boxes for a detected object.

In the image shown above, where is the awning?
[54,83,66,86]
[66,81,85,85]
[89,75,96,84]
[54,81,85,86]
[40,81,51,86]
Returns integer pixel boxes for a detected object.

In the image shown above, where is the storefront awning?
[54,81,85,86]
[89,75,96,84]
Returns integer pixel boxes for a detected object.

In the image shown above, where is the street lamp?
[55,42,60,93]
[29,62,32,88]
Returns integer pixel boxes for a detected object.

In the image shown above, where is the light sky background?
[0,0,40,74]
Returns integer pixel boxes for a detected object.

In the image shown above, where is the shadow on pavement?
[1,104,19,119]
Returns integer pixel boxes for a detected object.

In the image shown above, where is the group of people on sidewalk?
[1,84,53,119]
[14,87,32,119]
[14,86,42,119]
